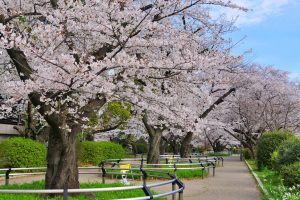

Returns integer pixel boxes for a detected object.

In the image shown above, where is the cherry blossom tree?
[0,0,246,189]
[221,66,300,158]
[203,127,237,152]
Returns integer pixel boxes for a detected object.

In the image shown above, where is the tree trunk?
[170,139,179,155]
[147,130,162,164]
[45,124,79,189]
[160,139,167,155]
[180,132,193,158]
[248,145,255,159]
[241,141,255,160]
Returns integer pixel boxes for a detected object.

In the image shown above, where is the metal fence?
[0,156,224,200]
[0,167,184,199]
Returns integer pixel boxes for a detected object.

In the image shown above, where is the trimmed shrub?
[281,161,300,189]
[276,137,300,168]
[0,137,46,168]
[256,130,291,170]
[77,141,125,165]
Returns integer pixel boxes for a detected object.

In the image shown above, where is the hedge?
[77,141,125,165]
[281,161,300,189]
[256,130,291,170]
[0,137,46,168]
[276,137,300,168]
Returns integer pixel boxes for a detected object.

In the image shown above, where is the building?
[0,118,22,141]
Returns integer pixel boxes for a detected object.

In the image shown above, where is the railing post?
[207,165,210,175]
[200,163,205,179]
[100,162,106,184]
[5,168,11,185]
[63,187,68,200]
[179,191,184,200]
[173,163,177,176]
[210,161,216,176]
[141,154,144,166]
[140,168,153,199]
[172,181,176,200]
[174,175,185,200]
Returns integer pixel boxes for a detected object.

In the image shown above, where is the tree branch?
[199,88,235,119]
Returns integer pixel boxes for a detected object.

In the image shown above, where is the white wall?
[0,124,23,141]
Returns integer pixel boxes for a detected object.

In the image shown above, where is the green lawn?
[0,181,165,200]
[247,160,300,200]
[107,164,209,179]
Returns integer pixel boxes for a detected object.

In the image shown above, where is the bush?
[281,161,300,189]
[271,150,280,171]
[77,141,125,165]
[135,142,148,154]
[256,130,291,170]
[242,148,252,159]
[0,137,46,168]
[275,137,300,168]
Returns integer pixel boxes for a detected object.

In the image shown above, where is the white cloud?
[218,0,296,26]
[289,72,300,80]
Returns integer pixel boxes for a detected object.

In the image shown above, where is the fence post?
[200,163,205,179]
[172,181,176,200]
[100,162,106,184]
[63,187,68,200]
[179,191,184,200]
[173,163,177,176]
[5,168,11,185]
[140,168,153,199]
[141,154,144,167]
[209,161,216,176]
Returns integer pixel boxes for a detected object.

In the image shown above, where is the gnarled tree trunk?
[147,129,162,164]
[142,111,164,164]
[45,123,79,189]
[180,132,193,158]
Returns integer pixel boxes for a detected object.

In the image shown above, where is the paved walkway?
[0,156,261,200]
[154,156,261,200]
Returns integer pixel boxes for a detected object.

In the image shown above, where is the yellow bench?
[120,164,131,174]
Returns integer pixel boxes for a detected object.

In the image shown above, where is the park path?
[154,155,261,200]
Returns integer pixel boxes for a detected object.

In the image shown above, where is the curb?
[244,160,270,199]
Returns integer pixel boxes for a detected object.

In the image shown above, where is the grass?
[247,159,300,200]
[175,168,209,179]
[108,169,209,180]
[206,153,230,157]
[108,164,210,180]
[0,181,166,200]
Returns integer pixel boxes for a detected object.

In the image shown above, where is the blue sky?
[223,0,300,80]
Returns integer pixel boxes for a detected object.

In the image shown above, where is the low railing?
[0,156,224,200]
[105,155,224,167]
[0,166,184,200]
